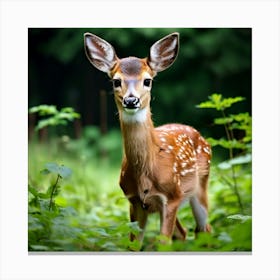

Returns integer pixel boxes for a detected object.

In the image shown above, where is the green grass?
[28,132,252,252]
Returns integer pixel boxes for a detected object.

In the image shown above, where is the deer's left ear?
[148,32,179,73]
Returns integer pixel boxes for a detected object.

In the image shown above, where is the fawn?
[84,32,211,246]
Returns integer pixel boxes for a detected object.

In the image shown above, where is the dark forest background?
[28,28,251,144]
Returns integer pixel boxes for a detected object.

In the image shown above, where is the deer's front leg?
[129,198,148,244]
[160,201,179,239]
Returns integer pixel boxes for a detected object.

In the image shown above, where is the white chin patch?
[122,108,147,123]
[124,108,139,114]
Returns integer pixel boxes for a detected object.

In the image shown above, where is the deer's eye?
[113,79,122,88]
[143,79,152,87]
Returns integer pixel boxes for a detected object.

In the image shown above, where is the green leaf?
[196,100,217,109]
[43,163,72,179]
[36,118,67,130]
[30,245,50,251]
[231,112,251,123]
[45,162,61,174]
[197,93,222,110]
[61,107,81,118]
[127,221,141,235]
[218,232,232,243]
[28,186,39,197]
[227,214,252,223]
[29,105,58,116]
[29,105,80,130]
[207,137,246,150]
[218,154,252,169]
[37,192,50,199]
[40,168,51,175]
[197,93,245,111]
[229,154,252,165]
[61,107,75,113]
[221,96,245,109]
[58,165,72,179]
[127,240,141,251]
[214,117,233,125]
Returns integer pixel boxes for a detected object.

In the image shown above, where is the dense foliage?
[28,94,252,252]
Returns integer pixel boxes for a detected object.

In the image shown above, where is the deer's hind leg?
[173,218,187,240]
[190,174,211,234]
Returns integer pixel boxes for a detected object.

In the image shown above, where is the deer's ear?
[148,32,179,73]
[84,33,118,73]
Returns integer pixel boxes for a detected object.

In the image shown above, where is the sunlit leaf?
[227,214,252,223]
[218,232,232,243]
[58,165,72,179]
[214,117,233,125]
[197,93,245,111]
[218,154,252,169]
[29,105,58,115]
[45,162,60,174]
[29,105,80,130]
[30,245,50,251]
[43,162,72,179]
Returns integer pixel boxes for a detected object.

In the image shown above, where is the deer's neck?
[120,108,157,175]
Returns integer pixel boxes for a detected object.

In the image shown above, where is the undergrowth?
[28,94,252,252]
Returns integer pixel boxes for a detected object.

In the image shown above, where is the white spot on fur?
[189,157,196,163]
[181,162,187,168]
[180,168,195,176]
[177,177,181,187]
[173,162,178,173]
[203,146,210,154]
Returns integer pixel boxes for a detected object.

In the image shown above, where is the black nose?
[123,96,140,109]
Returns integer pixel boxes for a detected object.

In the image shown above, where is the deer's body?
[84,32,211,245]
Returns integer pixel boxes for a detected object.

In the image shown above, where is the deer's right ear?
[84,33,118,74]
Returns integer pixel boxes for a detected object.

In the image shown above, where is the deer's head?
[84,32,179,123]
